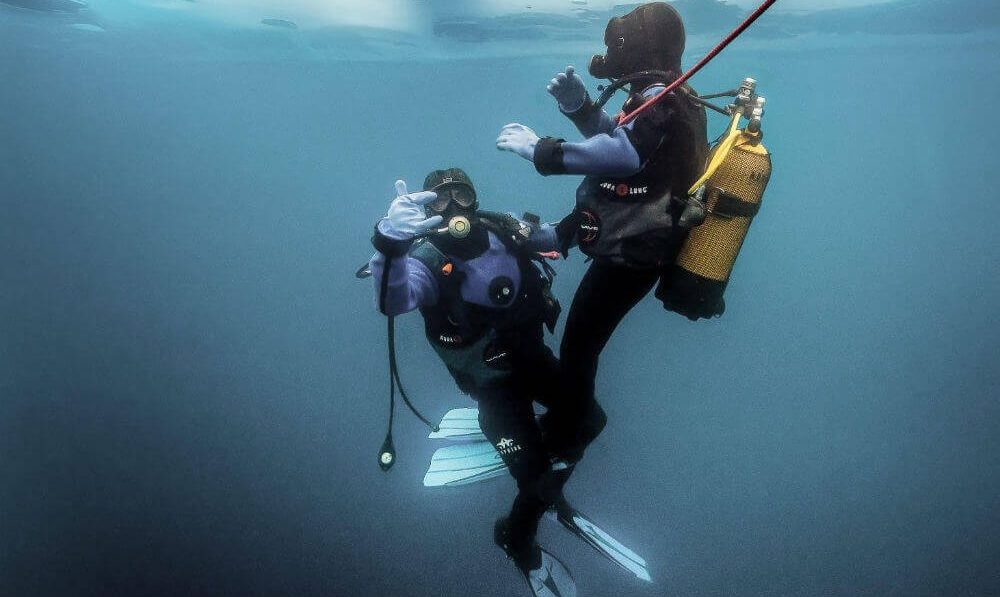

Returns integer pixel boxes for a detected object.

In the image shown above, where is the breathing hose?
[617,0,779,126]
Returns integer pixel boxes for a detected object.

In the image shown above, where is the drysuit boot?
[496,463,576,571]
[495,515,542,572]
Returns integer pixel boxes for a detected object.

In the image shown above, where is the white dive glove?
[547,65,587,113]
[496,123,540,163]
[382,179,443,239]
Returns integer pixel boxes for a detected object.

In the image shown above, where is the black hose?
[594,69,673,111]
[683,92,731,116]
[388,317,438,431]
[700,89,739,100]
[375,253,439,472]
[594,69,731,116]
[377,254,397,471]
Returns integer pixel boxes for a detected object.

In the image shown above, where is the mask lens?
[428,193,451,213]
[451,187,476,208]
[429,185,475,212]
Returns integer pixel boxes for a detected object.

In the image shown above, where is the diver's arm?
[522,223,561,253]
[494,211,572,256]
[562,97,616,138]
[535,127,642,177]
[369,220,440,316]
[368,179,444,315]
[539,89,674,177]
[497,111,668,178]
[515,215,578,257]
[547,65,615,138]
[535,85,672,177]
[498,122,640,178]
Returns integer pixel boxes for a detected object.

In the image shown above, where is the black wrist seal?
[533,137,567,176]
[371,224,413,257]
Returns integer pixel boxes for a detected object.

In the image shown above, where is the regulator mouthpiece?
[447,216,471,239]
[589,53,611,79]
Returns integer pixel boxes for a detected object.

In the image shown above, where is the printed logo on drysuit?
[600,181,649,198]
[485,351,508,363]
[496,437,522,456]
[438,333,463,345]
[578,210,601,246]
[483,342,513,370]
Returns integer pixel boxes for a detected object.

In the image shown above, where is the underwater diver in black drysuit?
[496,2,710,462]
[369,169,584,594]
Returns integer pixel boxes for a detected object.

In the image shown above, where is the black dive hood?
[589,2,686,80]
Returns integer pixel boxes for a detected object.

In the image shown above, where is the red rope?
[617,0,780,126]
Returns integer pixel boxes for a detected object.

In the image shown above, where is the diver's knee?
[519,464,574,505]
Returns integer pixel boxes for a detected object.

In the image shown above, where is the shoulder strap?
[476,211,559,295]
[476,211,533,250]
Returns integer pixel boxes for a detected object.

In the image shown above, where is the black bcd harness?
[362,211,560,472]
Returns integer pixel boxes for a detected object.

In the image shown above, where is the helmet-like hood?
[589,2,686,80]
[422,167,479,221]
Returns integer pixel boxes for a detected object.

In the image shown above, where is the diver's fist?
[547,65,587,113]
[496,123,540,163]
[383,180,443,238]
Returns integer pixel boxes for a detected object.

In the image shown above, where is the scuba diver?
[496,2,711,462]
[367,168,579,596]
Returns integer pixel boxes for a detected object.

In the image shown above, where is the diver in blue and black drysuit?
[369,168,582,595]
[497,2,710,462]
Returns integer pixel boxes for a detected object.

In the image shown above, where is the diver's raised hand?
[496,123,540,163]
[547,65,587,112]
[383,180,443,238]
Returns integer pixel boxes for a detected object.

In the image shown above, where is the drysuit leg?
[548,260,660,461]
[476,373,570,559]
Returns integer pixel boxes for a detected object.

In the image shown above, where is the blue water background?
[2,4,999,596]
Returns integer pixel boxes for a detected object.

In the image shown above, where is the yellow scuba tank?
[657,78,771,320]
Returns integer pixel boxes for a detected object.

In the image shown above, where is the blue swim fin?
[548,498,652,582]
[423,441,507,487]
[523,548,577,597]
[428,408,487,441]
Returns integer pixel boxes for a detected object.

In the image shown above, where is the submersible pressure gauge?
[378,436,396,472]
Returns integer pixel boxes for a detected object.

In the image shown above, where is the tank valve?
[747,96,766,134]
[737,78,757,105]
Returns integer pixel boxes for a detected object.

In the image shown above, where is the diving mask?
[427,184,477,214]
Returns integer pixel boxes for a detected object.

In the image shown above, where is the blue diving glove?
[496,123,540,163]
[382,180,443,239]
[546,65,587,113]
